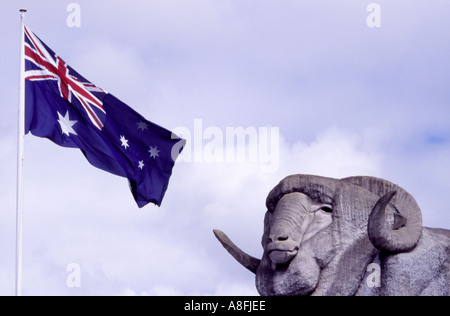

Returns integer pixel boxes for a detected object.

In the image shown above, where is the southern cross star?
[149,146,160,159]
[57,111,78,137]
[120,135,129,149]
[137,121,149,131]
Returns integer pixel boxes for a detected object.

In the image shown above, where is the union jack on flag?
[24,25,185,207]
[24,25,106,130]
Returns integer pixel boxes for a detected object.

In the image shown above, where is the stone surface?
[214,174,450,296]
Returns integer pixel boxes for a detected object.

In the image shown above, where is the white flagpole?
[16,8,27,297]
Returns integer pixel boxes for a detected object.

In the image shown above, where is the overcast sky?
[1,0,449,296]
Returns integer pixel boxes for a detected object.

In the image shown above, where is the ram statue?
[214,174,450,296]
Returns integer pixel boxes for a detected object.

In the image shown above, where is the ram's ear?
[213,230,261,274]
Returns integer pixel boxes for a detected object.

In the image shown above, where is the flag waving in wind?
[23,25,185,207]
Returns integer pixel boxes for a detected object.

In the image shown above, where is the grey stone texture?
[214,174,450,296]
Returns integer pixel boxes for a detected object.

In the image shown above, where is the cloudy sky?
[1,0,449,295]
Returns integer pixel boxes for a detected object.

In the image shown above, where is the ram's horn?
[213,230,261,274]
[368,191,423,253]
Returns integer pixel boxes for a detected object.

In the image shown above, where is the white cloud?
[278,127,383,179]
[117,287,150,296]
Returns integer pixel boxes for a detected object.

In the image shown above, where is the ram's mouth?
[268,248,298,269]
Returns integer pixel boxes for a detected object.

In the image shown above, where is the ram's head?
[214,175,423,296]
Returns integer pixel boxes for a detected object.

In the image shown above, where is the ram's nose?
[267,231,299,267]
[269,232,290,243]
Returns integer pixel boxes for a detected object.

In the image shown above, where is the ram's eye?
[319,206,333,213]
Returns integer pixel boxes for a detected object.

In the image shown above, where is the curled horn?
[343,176,423,254]
[213,230,261,274]
[368,191,422,253]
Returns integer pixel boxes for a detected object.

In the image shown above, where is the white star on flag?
[149,146,160,159]
[57,111,78,137]
[138,160,145,170]
[120,135,129,149]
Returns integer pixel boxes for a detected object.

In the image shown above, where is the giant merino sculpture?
[214,174,450,296]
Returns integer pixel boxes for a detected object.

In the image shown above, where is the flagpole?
[16,8,27,297]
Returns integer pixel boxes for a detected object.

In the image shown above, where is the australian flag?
[23,25,185,208]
